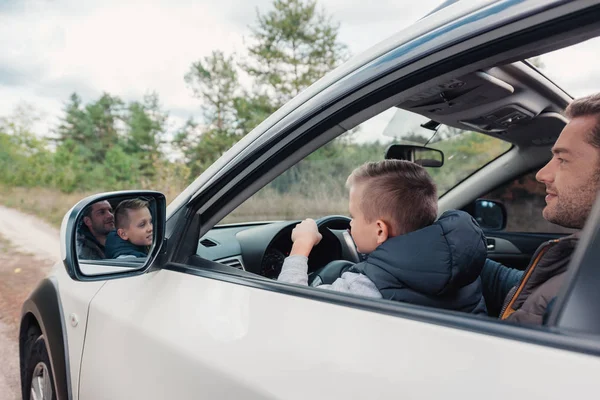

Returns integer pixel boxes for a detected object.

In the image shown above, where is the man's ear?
[117,228,128,240]
[83,216,92,229]
[375,220,390,245]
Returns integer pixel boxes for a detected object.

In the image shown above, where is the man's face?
[536,115,600,229]
[84,201,115,237]
[348,184,381,254]
[118,207,153,247]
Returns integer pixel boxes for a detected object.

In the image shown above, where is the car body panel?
[20,1,600,398]
[78,268,600,400]
[20,276,72,400]
[53,265,105,400]
[28,263,106,400]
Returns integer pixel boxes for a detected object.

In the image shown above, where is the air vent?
[219,257,244,270]
[200,238,217,247]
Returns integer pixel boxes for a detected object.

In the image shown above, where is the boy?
[278,160,487,314]
[105,198,154,259]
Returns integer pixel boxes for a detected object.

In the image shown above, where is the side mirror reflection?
[62,191,166,280]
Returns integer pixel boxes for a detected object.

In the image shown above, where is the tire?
[23,335,56,400]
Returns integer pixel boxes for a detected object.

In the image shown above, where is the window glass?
[482,171,577,234]
[223,108,511,224]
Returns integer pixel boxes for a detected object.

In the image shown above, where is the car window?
[223,107,510,224]
[482,171,577,234]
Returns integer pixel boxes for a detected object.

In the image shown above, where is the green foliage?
[0,0,512,224]
[174,0,348,181]
[122,93,167,178]
[185,51,239,133]
[244,0,348,106]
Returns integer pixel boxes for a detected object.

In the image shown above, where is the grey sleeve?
[321,272,382,299]
[278,255,382,299]
[277,255,310,286]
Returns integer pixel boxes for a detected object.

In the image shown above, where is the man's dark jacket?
[481,232,579,325]
[349,210,488,315]
[76,226,106,260]
[105,230,148,259]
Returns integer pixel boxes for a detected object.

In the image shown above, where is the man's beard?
[545,173,600,229]
[92,221,113,236]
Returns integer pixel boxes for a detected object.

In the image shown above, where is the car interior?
[189,58,574,299]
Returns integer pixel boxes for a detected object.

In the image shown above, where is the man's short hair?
[82,205,93,220]
[346,160,438,235]
[114,198,150,230]
[565,92,600,148]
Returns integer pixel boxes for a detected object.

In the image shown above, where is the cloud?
[2,0,599,140]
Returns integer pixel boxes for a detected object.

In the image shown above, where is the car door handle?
[486,238,496,251]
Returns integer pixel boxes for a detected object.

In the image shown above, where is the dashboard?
[195,220,350,279]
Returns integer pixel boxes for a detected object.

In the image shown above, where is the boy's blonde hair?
[114,198,150,230]
[346,160,437,235]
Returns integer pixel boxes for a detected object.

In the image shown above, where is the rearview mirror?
[60,191,166,281]
[385,144,444,167]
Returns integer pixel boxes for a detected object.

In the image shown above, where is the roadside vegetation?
[1,0,530,228]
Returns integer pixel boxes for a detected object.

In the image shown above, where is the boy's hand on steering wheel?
[290,219,322,257]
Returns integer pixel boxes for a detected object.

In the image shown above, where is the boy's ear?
[83,216,92,229]
[375,220,390,245]
[117,228,128,240]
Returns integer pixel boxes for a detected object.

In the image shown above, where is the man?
[483,92,600,325]
[76,200,115,260]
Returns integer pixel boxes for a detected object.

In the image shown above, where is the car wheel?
[23,335,56,400]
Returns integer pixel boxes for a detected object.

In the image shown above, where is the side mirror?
[472,199,507,231]
[385,144,444,167]
[60,190,166,281]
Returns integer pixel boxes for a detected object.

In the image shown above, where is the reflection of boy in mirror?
[105,199,153,259]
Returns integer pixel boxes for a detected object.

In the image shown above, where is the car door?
[76,1,600,399]
[77,264,600,400]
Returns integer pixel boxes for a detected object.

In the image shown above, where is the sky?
[1,0,600,139]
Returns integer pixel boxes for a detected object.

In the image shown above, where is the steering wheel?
[308,216,361,286]
[315,215,361,262]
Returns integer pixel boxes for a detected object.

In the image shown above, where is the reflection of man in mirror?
[76,200,115,260]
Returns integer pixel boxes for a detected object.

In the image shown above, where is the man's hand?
[290,218,322,257]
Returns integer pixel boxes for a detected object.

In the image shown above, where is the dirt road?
[0,205,59,400]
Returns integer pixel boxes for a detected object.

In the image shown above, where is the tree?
[233,93,276,134]
[122,92,167,178]
[185,50,239,135]
[56,92,124,164]
[180,51,245,176]
[0,105,55,188]
[243,0,348,107]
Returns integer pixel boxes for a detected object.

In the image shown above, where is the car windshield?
[377,108,512,194]
[529,36,600,97]
[224,107,511,223]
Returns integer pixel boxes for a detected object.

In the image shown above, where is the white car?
[19,1,600,399]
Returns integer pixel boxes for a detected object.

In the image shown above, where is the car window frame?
[162,2,600,356]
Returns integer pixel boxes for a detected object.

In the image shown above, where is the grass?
[0,184,348,228]
[223,188,349,223]
[0,185,92,228]
[0,182,187,228]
